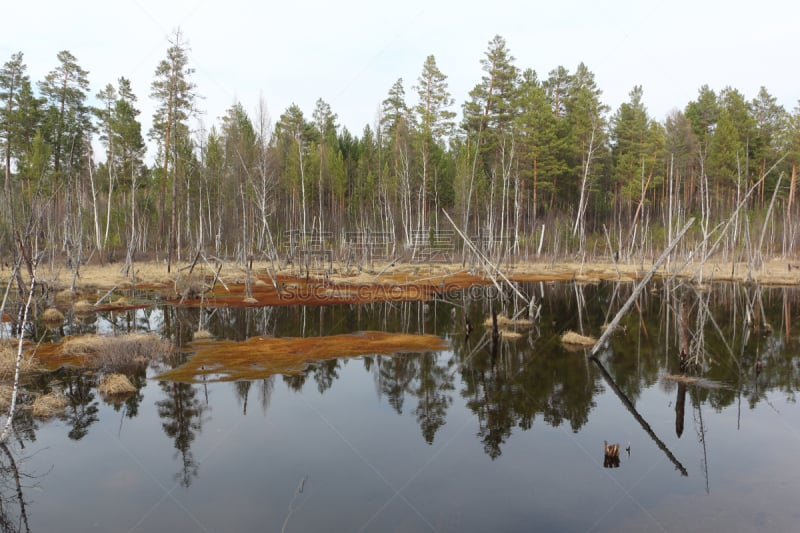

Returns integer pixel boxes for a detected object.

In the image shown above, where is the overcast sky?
[4,0,798,156]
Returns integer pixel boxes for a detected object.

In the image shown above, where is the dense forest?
[2,32,798,274]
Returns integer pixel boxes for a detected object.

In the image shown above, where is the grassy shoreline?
[2,256,799,292]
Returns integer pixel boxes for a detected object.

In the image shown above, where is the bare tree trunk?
[1,254,36,443]
[573,124,596,253]
[756,173,783,267]
[88,147,103,260]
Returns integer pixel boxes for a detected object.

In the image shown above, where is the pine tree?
[750,87,786,201]
[38,50,91,179]
[1,52,28,201]
[611,86,662,214]
[312,98,339,233]
[380,79,412,242]
[565,62,608,246]
[273,104,312,236]
[413,55,455,231]
[150,29,198,271]
[516,68,565,222]
[462,35,519,235]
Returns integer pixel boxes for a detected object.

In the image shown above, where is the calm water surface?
[6,281,800,532]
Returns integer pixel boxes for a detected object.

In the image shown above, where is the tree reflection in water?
[0,442,31,532]
[156,381,206,487]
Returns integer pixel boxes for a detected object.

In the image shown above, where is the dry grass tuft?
[55,289,76,303]
[32,391,68,418]
[483,315,534,329]
[0,385,13,412]
[253,279,269,288]
[175,274,207,298]
[98,373,137,395]
[73,299,95,314]
[193,329,213,340]
[60,333,171,371]
[499,330,523,340]
[60,334,105,355]
[561,330,597,346]
[242,297,258,304]
[42,307,65,327]
[0,344,39,378]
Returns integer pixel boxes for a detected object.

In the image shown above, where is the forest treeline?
[2,32,799,273]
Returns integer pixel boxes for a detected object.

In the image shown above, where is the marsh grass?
[0,343,39,379]
[193,329,213,340]
[58,333,171,371]
[42,307,65,328]
[31,391,67,418]
[0,384,13,412]
[483,315,534,329]
[2,259,799,295]
[73,299,95,314]
[97,373,137,396]
[560,330,597,346]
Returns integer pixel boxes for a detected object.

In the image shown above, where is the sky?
[4,0,798,160]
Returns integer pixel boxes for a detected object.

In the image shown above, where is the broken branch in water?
[590,217,695,357]
[591,357,688,476]
[442,209,529,305]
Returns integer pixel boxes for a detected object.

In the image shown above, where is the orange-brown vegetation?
[157,331,450,383]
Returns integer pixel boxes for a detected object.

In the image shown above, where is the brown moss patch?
[157,331,450,383]
[98,373,137,395]
[561,330,597,347]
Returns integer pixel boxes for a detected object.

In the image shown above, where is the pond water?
[4,280,800,532]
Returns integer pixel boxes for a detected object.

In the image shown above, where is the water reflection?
[156,381,205,487]
[31,280,800,458]
[0,442,31,532]
[7,280,800,530]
